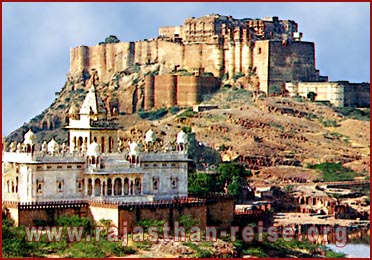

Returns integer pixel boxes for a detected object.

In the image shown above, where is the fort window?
[171,163,176,167]
[162,163,167,167]
[258,48,262,54]
[57,165,62,169]
[47,165,52,169]
[67,165,72,169]
[37,166,43,170]
[16,177,18,193]
[153,164,158,167]
[77,165,82,169]
[6,180,10,193]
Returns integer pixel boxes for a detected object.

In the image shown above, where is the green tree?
[104,35,120,44]
[307,91,317,102]
[187,133,221,170]
[188,172,215,196]
[217,163,252,196]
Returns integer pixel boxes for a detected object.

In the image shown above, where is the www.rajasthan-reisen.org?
[24,221,348,247]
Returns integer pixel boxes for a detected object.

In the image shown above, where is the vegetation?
[202,72,214,77]
[177,107,196,119]
[335,107,370,121]
[321,119,339,127]
[270,122,285,131]
[308,162,358,182]
[269,85,282,96]
[2,211,136,258]
[187,133,221,171]
[136,219,166,233]
[138,108,168,120]
[99,35,121,45]
[188,162,251,197]
[174,69,192,76]
[169,106,180,115]
[232,72,245,81]
[188,172,215,196]
[183,241,212,258]
[233,236,324,258]
[307,91,317,102]
[181,125,192,133]
[178,215,199,233]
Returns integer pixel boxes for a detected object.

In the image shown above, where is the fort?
[68,14,368,109]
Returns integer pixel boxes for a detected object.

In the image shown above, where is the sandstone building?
[69,14,325,95]
[67,14,369,109]
[285,81,370,107]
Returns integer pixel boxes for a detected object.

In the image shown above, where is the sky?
[2,2,370,136]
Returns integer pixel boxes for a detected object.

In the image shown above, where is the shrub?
[308,162,357,182]
[103,35,120,44]
[269,85,282,96]
[181,126,192,133]
[232,72,245,81]
[55,215,91,234]
[179,215,198,232]
[177,107,195,118]
[169,106,180,115]
[307,91,317,102]
[136,219,166,233]
[322,119,339,127]
[138,108,168,120]
[335,107,370,121]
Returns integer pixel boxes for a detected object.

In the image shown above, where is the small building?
[285,81,370,107]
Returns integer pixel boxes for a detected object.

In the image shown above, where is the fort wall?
[268,41,319,91]
[144,75,220,109]
[344,82,370,107]
[144,75,155,110]
[5,198,233,236]
[207,199,235,230]
[284,81,370,108]
[154,75,177,108]
[252,41,270,93]
[87,203,119,228]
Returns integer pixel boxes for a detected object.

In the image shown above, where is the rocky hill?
[6,74,370,180]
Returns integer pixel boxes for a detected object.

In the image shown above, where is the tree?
[307,91,317,102]
[187,133,221,170]
[217,163,252,195]
[188,173,215,196]
[99,35,121,45]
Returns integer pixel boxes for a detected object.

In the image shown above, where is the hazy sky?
[2,2,370,136]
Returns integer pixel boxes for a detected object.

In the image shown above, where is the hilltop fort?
[6,14,370,141]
